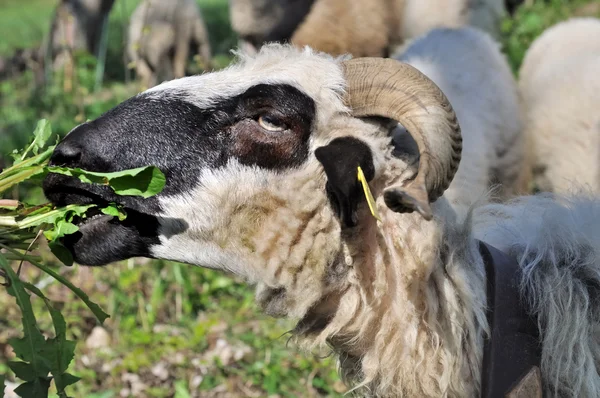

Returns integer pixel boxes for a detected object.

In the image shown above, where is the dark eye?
[258,114,286,132]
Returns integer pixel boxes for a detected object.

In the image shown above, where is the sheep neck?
[301,201,489,397]
[205,164,489,396]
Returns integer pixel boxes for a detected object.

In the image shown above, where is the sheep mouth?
[74,208,113,229]
[59,202,160,266]
[42,175,161,266]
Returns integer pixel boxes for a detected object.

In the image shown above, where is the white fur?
[146,44,350,129]
[519,18,600,194]
[401,0,506,41]
[396,27,525,217]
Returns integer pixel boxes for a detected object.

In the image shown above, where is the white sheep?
[43,44,600,397]
[229,0,507,57]
[518,17,600,194]
[127,0,212,88]
[394,27,525,217]
[400,0,506,41]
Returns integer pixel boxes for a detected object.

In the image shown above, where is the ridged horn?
[341,57,462,220]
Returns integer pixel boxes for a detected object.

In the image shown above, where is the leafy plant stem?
[0,243,109,324]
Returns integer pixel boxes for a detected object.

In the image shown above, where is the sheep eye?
[258,115,286,132]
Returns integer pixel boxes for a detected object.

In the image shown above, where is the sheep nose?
[50,134,83,167]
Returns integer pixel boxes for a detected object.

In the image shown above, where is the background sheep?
[229,0,403,57]
[400,0,506,41]
[394,27,525,217]
[46,0,115,70]
[0,47,44,84]
[43,43,600,397]
[127,0,212,88]
[518,18,600,194]
[229,0,507,57]
[228,0,318,55]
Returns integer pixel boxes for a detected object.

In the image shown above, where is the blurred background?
[0,0,599,397]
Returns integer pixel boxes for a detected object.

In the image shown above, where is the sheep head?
[42,44,460,318]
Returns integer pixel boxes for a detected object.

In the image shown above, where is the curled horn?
[341,57,462,220]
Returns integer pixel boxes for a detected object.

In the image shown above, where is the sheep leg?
[159,57,174,84]
[193,18,212,70]
[135,58,155,89]
[173,24,191,78]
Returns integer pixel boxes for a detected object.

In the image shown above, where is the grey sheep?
[127,0,212,88]
[395,26,525,218]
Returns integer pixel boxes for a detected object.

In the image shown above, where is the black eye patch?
[226,83,316,169]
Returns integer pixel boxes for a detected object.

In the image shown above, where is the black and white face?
[41,45,461,318]
[44,82,314,260]
[42,46,389,284]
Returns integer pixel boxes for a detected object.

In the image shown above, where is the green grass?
[0,0,56,55]
[1,257,345,397]
[1,0,599,396]
[0,0,237,162]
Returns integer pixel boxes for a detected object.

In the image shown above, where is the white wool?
[146,43,350,130]
[519,18,600,194]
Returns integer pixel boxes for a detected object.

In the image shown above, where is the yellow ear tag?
[357,166,382,222]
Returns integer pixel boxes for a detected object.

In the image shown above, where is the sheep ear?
[314,137,375,228]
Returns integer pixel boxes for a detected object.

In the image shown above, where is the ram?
[229,0,506,56]
[127,0,212,88]
[394,27,525,216]
[43,44,600,397]
[519,17,600,194]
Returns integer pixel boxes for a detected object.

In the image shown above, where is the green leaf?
[106,166,166,198]
[14,378,52,398]
[60,373,81,389]
[0,374,5,397]
[7,119,52,166]
[43,219,79,242]
[49,241,75,267]
[0,245,109,324]
[100,205,127,221]
[0,165,47,195]
[22,282,80,395]
[28,119,53,157]
[29,260,109,324]
[47,165,166,198]
[0,146,54,181]
[8,361,36,382]
[16,204,92,230]
[174,380,192,398]
[0,256,50,378]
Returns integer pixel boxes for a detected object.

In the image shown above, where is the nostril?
[50,140,83,167]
